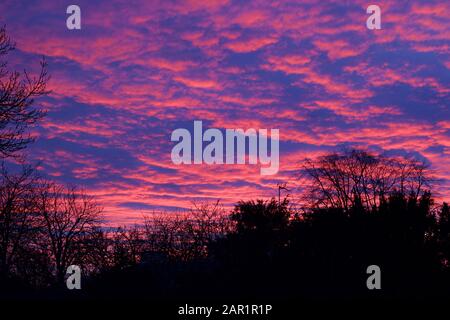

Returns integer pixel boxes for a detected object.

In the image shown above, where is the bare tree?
[111,225,145,269]
[143,202,232,261]
[144,213,187,260]
[81,227,115,274]
[186,201,233,257]
[300,149,431,212]
[0,164,41,277]
[35,183,102,283]
[0,26,49,158]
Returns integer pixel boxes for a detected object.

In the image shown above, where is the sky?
[1,0,449,225]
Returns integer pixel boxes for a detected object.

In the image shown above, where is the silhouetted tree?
[112,226,145,269]
[438,202,450,268]
[81,227,114,274]
[0,26,49,158]
[232,198,290,234]
[213,198,290,269]
[0,26,51,287]
[300,149,430,212]
[185,201,232,258]
[0,164,40,278]
[35,183,102,284]
[143,202,232,261]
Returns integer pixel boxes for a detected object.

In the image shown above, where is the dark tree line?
[67,183,448,301]
[72,150,448,301]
